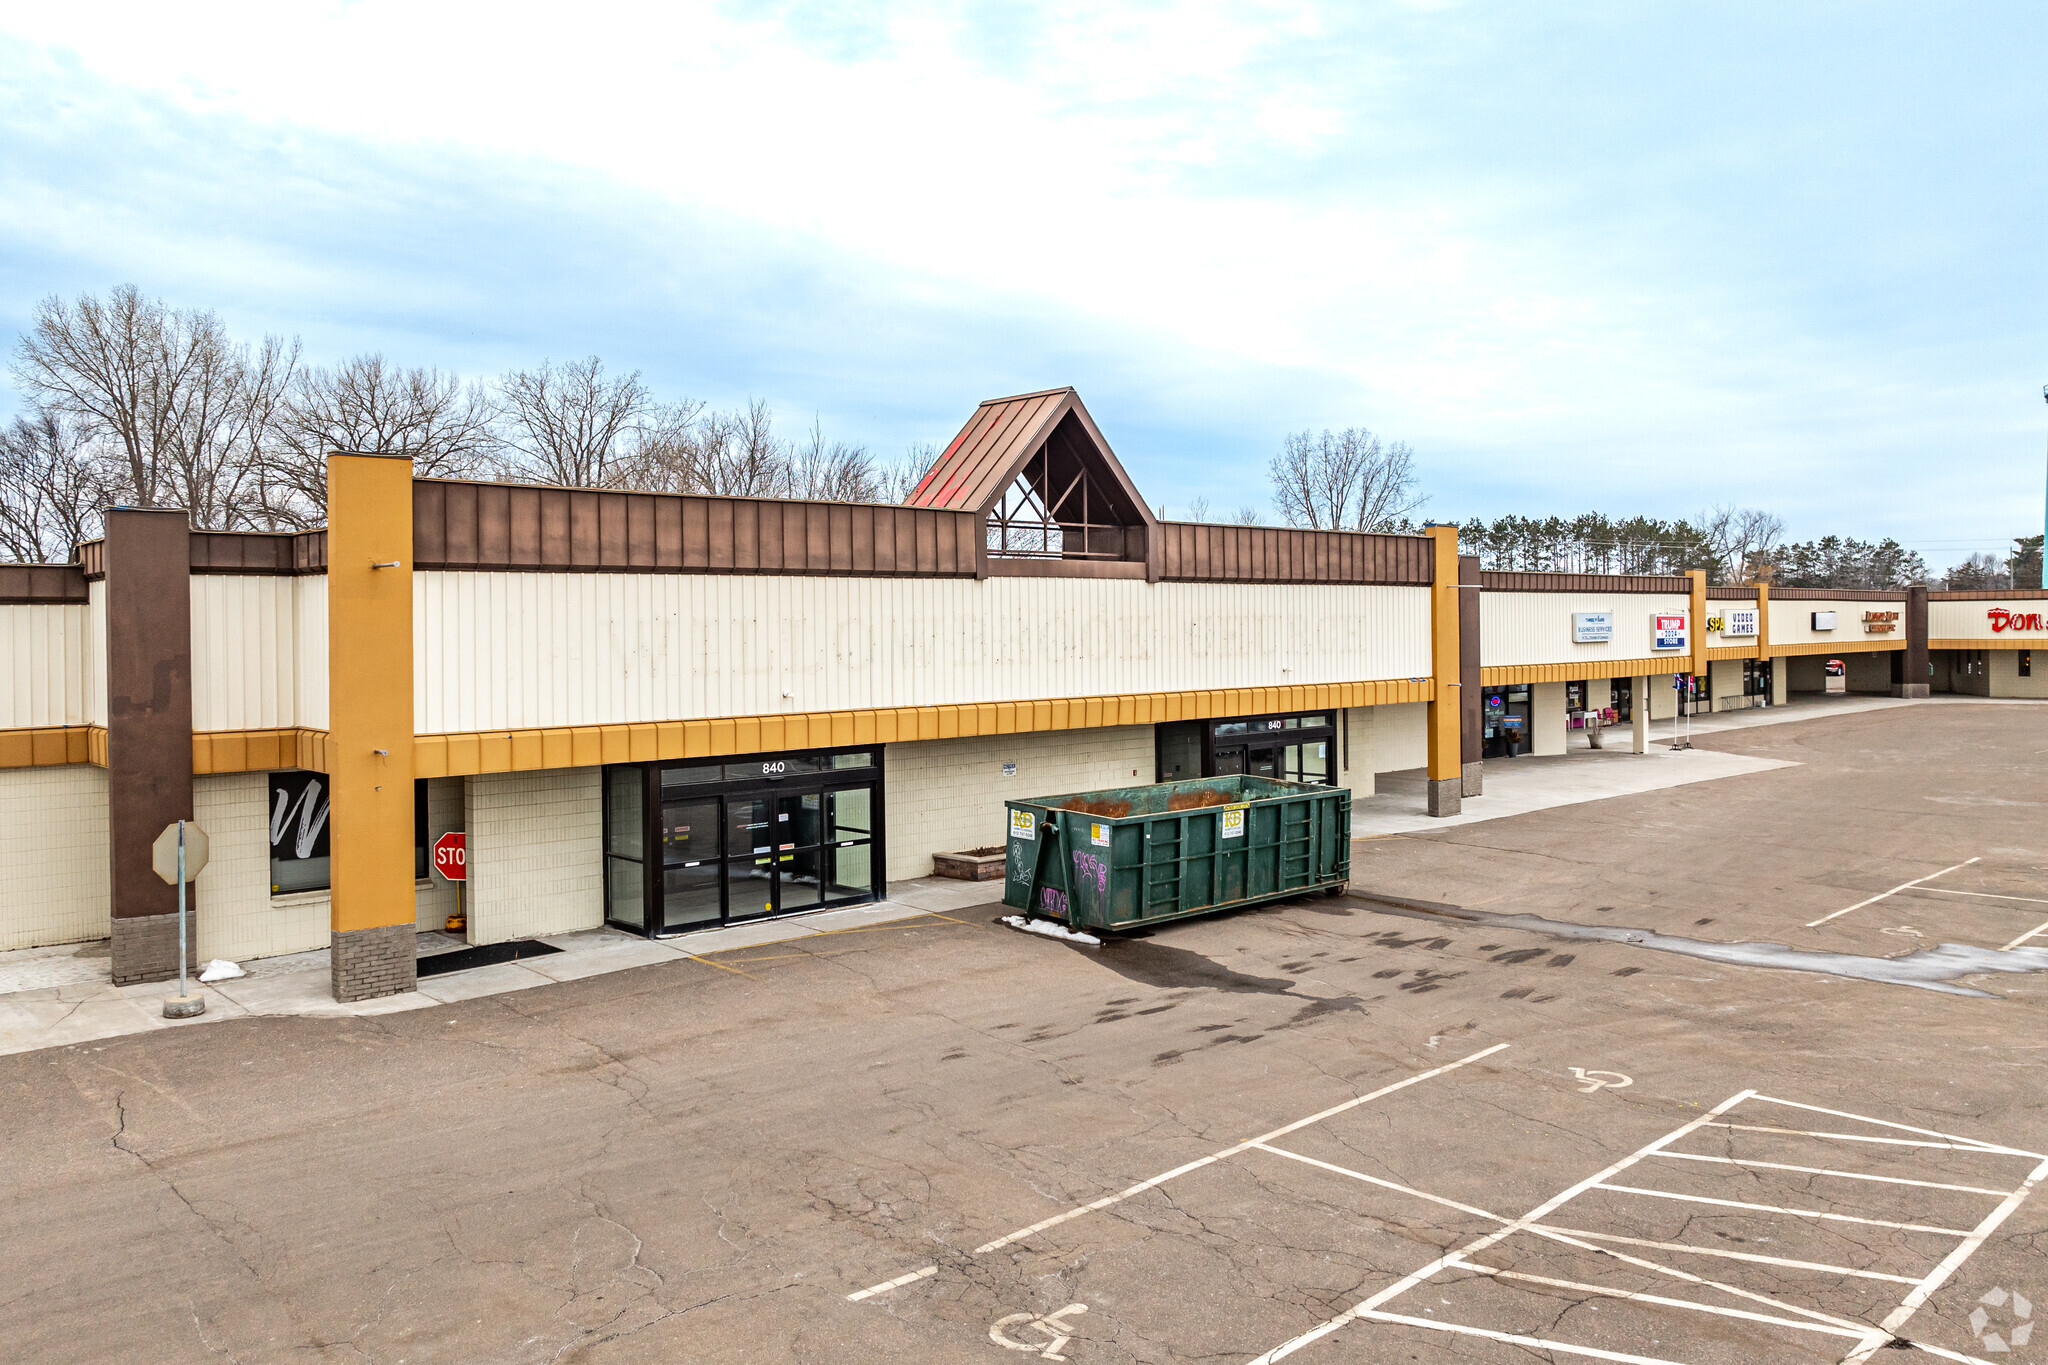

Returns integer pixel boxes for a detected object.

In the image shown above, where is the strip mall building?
[3,389,2040,1000]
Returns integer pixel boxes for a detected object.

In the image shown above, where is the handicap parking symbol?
[990,1303,1088,1359]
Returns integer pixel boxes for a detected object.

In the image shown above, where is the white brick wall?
[0,765,109,950]
[1366,701,1428,773]
[194,772,331,963]
[466,767,603,944]
[884,727,1155,880]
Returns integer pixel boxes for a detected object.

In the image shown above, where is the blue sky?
[2,2,2043,561]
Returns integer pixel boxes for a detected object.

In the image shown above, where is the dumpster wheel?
[1325,883,1347,897]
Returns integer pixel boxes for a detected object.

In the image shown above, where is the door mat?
[416,939,565,979]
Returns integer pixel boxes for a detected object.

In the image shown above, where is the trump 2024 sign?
[1652,614,1689,651]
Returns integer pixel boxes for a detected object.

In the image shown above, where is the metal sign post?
[178,821,188,998]
[152,819,211,1018]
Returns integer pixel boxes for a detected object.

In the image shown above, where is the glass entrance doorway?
[1157,712,1338,785]
[604,748,884,936]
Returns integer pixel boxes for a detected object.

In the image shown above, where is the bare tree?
[0,410,110,561]
[1268,426,1423,532]
[623,398,712,492]
[268,354,499,518]
[1698,505,1786,584]
[1183,496,1212,523]
[787,418,883,501]
[686,399,791,498]
[878,442,940,503]
[12,285,299,527]
[496,357,650,487]
[1234,505,1266,526]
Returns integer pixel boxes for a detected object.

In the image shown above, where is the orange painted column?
[326,453,418,1002]
[1425,525,1462,817]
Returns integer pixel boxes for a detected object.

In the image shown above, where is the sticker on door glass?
[1220,808,1246,839]
[1010,809,1035,841]
[1090,823,1111,847]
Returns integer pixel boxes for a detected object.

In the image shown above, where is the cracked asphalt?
[4,702,2046,1363]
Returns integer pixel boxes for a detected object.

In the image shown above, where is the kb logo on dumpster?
[1220,808,1246,840]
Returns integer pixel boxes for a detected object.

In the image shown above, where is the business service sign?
[1572,611,1614,644]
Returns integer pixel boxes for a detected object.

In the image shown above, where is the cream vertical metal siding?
[1480,592,1692,669]
[1928,599,2048,643]
[0,602,93,729]
[191,576,303,732]
[88,580,106,725]
[413,572,1433,735]
[181,575,329,733]
[296,576,328,731]
[1770,598,1908,648]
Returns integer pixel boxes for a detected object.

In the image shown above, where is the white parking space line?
[1538,1225,1920,1285]
[1591,1182,1975,1236]
[845,1264,936,1301]
[1806,858,1980,927]
[1354,1310,1689,1365]
[1649,1149,2015,1196]
[2000,918,2048,951]
[1708,1120,2046,1158]
[967,1041,1510,1256]
[1749,1093,2048,1159]
[1259,1140,1887,1337]
[1248,1089,2042,1365]
[1838,1153,2048,1365]
[1245,1090,1757,1363]
[1247,1142,1504,1221]
[845,1041,1510,1299]
[1914,887,2048,905]
[1449,1257,1870,1341]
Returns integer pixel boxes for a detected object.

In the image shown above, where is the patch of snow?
[198,959,245,983]
[999,915,1101,947]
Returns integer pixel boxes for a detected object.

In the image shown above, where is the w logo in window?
[269,773,331,861]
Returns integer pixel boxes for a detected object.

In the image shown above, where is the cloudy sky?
[2,2,2042,559]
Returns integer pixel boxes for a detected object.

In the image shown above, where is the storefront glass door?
[1201,713,1336,785]
[608,748,886,937]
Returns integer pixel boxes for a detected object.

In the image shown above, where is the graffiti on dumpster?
[1072,851,1109,901]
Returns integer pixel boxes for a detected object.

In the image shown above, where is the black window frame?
[603,745,887,937]
[1157,710,1340,786]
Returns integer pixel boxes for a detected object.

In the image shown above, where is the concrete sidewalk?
[0,876,1002,1057]
[1352,692,1938,838]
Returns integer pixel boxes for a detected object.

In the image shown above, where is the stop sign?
[433,831,466,882]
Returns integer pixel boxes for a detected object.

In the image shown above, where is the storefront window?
[607,746,885,938]
[269,770,331,895]
[1198,712,1339,785]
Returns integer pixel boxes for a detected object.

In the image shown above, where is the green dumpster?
[1003,775,1351,932]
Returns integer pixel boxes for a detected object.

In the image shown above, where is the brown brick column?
[104,508,196,985]
[1897,585,1930,698]
[1458,554,1482,797]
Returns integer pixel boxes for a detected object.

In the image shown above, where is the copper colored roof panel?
[908,388,1076,512]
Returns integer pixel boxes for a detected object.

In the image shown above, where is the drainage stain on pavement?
[1361,894,2048,997]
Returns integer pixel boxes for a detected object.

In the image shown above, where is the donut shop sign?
[1988,608,2048,633]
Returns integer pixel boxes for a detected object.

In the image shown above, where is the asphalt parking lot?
[4,703,2046,1364]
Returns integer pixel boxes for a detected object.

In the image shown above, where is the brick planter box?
[932,846,1006,881]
